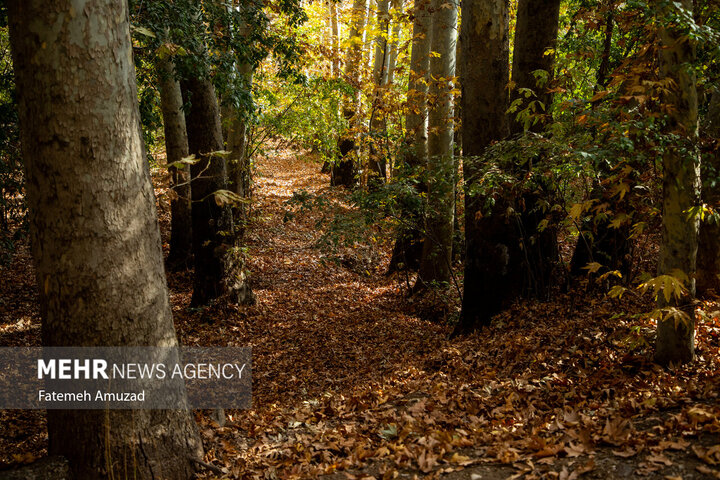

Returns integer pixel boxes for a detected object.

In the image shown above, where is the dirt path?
[170,147,448,408]
[189,149,720,479]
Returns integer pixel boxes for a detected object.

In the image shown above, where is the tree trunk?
[595,6,614,91]
[331,0,369,188]
[368,0,391,183]
[655,0,700,365]
[157,54,193,271]
[329,0,341,76]
[456,0,511,333]
[385,0,403,86]
[387,0,431,273]
[225,5,254,234]
[509,0,561,135]
[417,0,457,287]
[227,1,253,233]
[697,89,720,295]
[182,78,252,306]
[226,69,253,219]
[506,0,561,295]
[7,1,203,478]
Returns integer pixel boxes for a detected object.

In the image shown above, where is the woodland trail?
[169,145,450,408]
[186,149,720,479]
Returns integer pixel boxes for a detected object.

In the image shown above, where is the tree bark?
[226,69,253,214]
[417,0,458,286]
[329,0,341,76]
[456,0,511,333]
[7,0,203,478]
[655,0,700,365]
[368,0,391,183]
[509,0,561,135]
[595,6,614,91]
[697,89,720,295]
[225,5,254,234]
[387,0,431,273]
[182,78,251,306]
[331,0,369,187]
[157,54,193,271]
[386,0,403,85]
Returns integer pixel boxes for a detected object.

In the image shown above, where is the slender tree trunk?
[368,0,391,182]
[595,6,614,91]
[697,89,720,295]
[225,5,254,235]
[456,0,511,333]
[227,68,253,209]
[417,0,458,286]
[7,1,203,478]
[329,0,341,76]
[655,0,701,365]
[509,0,561,135]
[372,0,390,88]
[331,0,369,187]
[387,0,431,273]
[182,78,251,306]
[385,0,403,86]
[157,54,193,271]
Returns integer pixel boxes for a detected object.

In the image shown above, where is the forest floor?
[2,146,720,479]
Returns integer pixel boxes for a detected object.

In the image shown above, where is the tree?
[505,0,562,296]
[7,0,203,477]
[509,0,561,135]
[654,0,701,365]
[327,0,341,77]
[157,52,193,271]
[331,0,369,187]
[385,0,404,86]
[368,0,391,182]
[417,0,458,287]
[224,1,256,229]
[456,0,511,333]
[387,0,431,272]
[182,76,252,306]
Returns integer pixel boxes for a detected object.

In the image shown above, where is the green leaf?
[131,25,156,38]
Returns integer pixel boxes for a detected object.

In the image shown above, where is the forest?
[0,0,720,478]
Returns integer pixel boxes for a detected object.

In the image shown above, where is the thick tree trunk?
[7,1,203,478]
[655,0,700,365]
[417,0,458,287]
[456,0,511,333]
[182,78,252,306]
[157,54,193,271]
[387,0,431,273]
[331,0,369,188]
[697,90,720,295]
[509,0,561,135]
